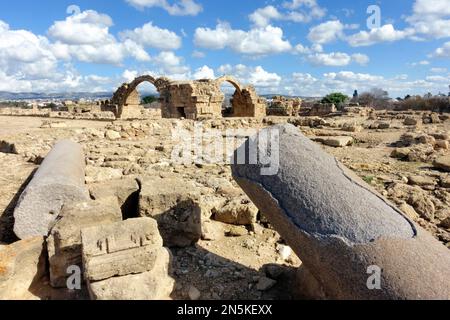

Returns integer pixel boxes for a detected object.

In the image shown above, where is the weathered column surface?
[232,124,450,300]
[14,140,89,239]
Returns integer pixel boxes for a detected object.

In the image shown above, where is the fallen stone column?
[232,124,450,300]
[14,140,89,239]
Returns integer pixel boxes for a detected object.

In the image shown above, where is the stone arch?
[110,75,171,119]
[215,76,243,93]
[214,76,266,118]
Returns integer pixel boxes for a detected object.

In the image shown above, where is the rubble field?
[0,110,449,300]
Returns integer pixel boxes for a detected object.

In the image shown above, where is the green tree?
[321,92,349,105]
[142,95,158,104]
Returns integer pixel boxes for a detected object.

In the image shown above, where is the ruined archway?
[110,76,171,119]
[214,76,266,118]
[215,76,243,117]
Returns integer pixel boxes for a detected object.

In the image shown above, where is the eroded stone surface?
[81,218,174,300]
[13,140,89,239]
[232,124,450,299]
[47,197,122,287]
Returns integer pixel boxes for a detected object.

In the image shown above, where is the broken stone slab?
[433,156,450,172]
[13,140,89,239]
[0,237,46,300]
[81,217,164,282]
[81,217,174,300]
[232,124,450,299]
[312,136,354,148]
[87,247,174,300]
[47,197,122,288]
[138,177,202,247]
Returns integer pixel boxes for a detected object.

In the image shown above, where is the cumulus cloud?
[217,64,282,88]
[249,1,326,27]
[432,41,450,58]
[152,51,190,77]
[346,24,414,47]
[406,0,450,39]
[194,22,292,55]
[284,70,450,98]
[341,0,450,47]
[0,20,58,79]
[307,20,345,44]
[48,10,152,64]
[48,10,113,45]
[307,52,369,66]
[193,65,215,79]
[125,0,202,16]
[119,22,182,50]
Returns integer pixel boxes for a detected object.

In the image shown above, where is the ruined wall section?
[162,80,224,119]
[232,86,267,118]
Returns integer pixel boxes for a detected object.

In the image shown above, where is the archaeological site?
[1,0,450,306]
[1,72,450,301]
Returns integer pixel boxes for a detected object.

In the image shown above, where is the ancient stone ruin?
[105,75,267,120]
[267,96,302,116]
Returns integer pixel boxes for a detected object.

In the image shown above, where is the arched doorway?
[110,75,170,119]
[215,76,243,118]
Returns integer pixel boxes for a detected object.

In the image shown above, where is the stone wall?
[268,96,302,116]
[308,103,337,116]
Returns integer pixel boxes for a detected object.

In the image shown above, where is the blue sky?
[0,0,449,97]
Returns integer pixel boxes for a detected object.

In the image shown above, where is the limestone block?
[13,140,89,239]
[89,178,140,218]
[81,218,163,282]
[81,218,174,300]
[47,197,122,288]
[0,237,46,300]
[138,177,202,247]
[87,247,174,300]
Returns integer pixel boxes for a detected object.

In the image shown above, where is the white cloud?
[119,22,182,50]
[153,51,190,77]
[194,22,292,55]
[346,24,413,47]
[426,75,450,82]
[308,20,345,44]
[430,67,448,73]
[191,50,205,58]
[432,41,450,58]
[351,53,370,65]
[125,0,202,16]
[217,64,281,88]
[307,52,369,66]
[193,65,215,79]
[406,0,450,39]
[0,20,58,79]
[249,2,325,27]
[411,60,430,66]
[48,10,151,65]
[285,70,450,98]
[48,10,113,45]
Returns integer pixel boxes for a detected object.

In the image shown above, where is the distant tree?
[321,92,349,105]
[142,95,158,104]
[356,88,390,109]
